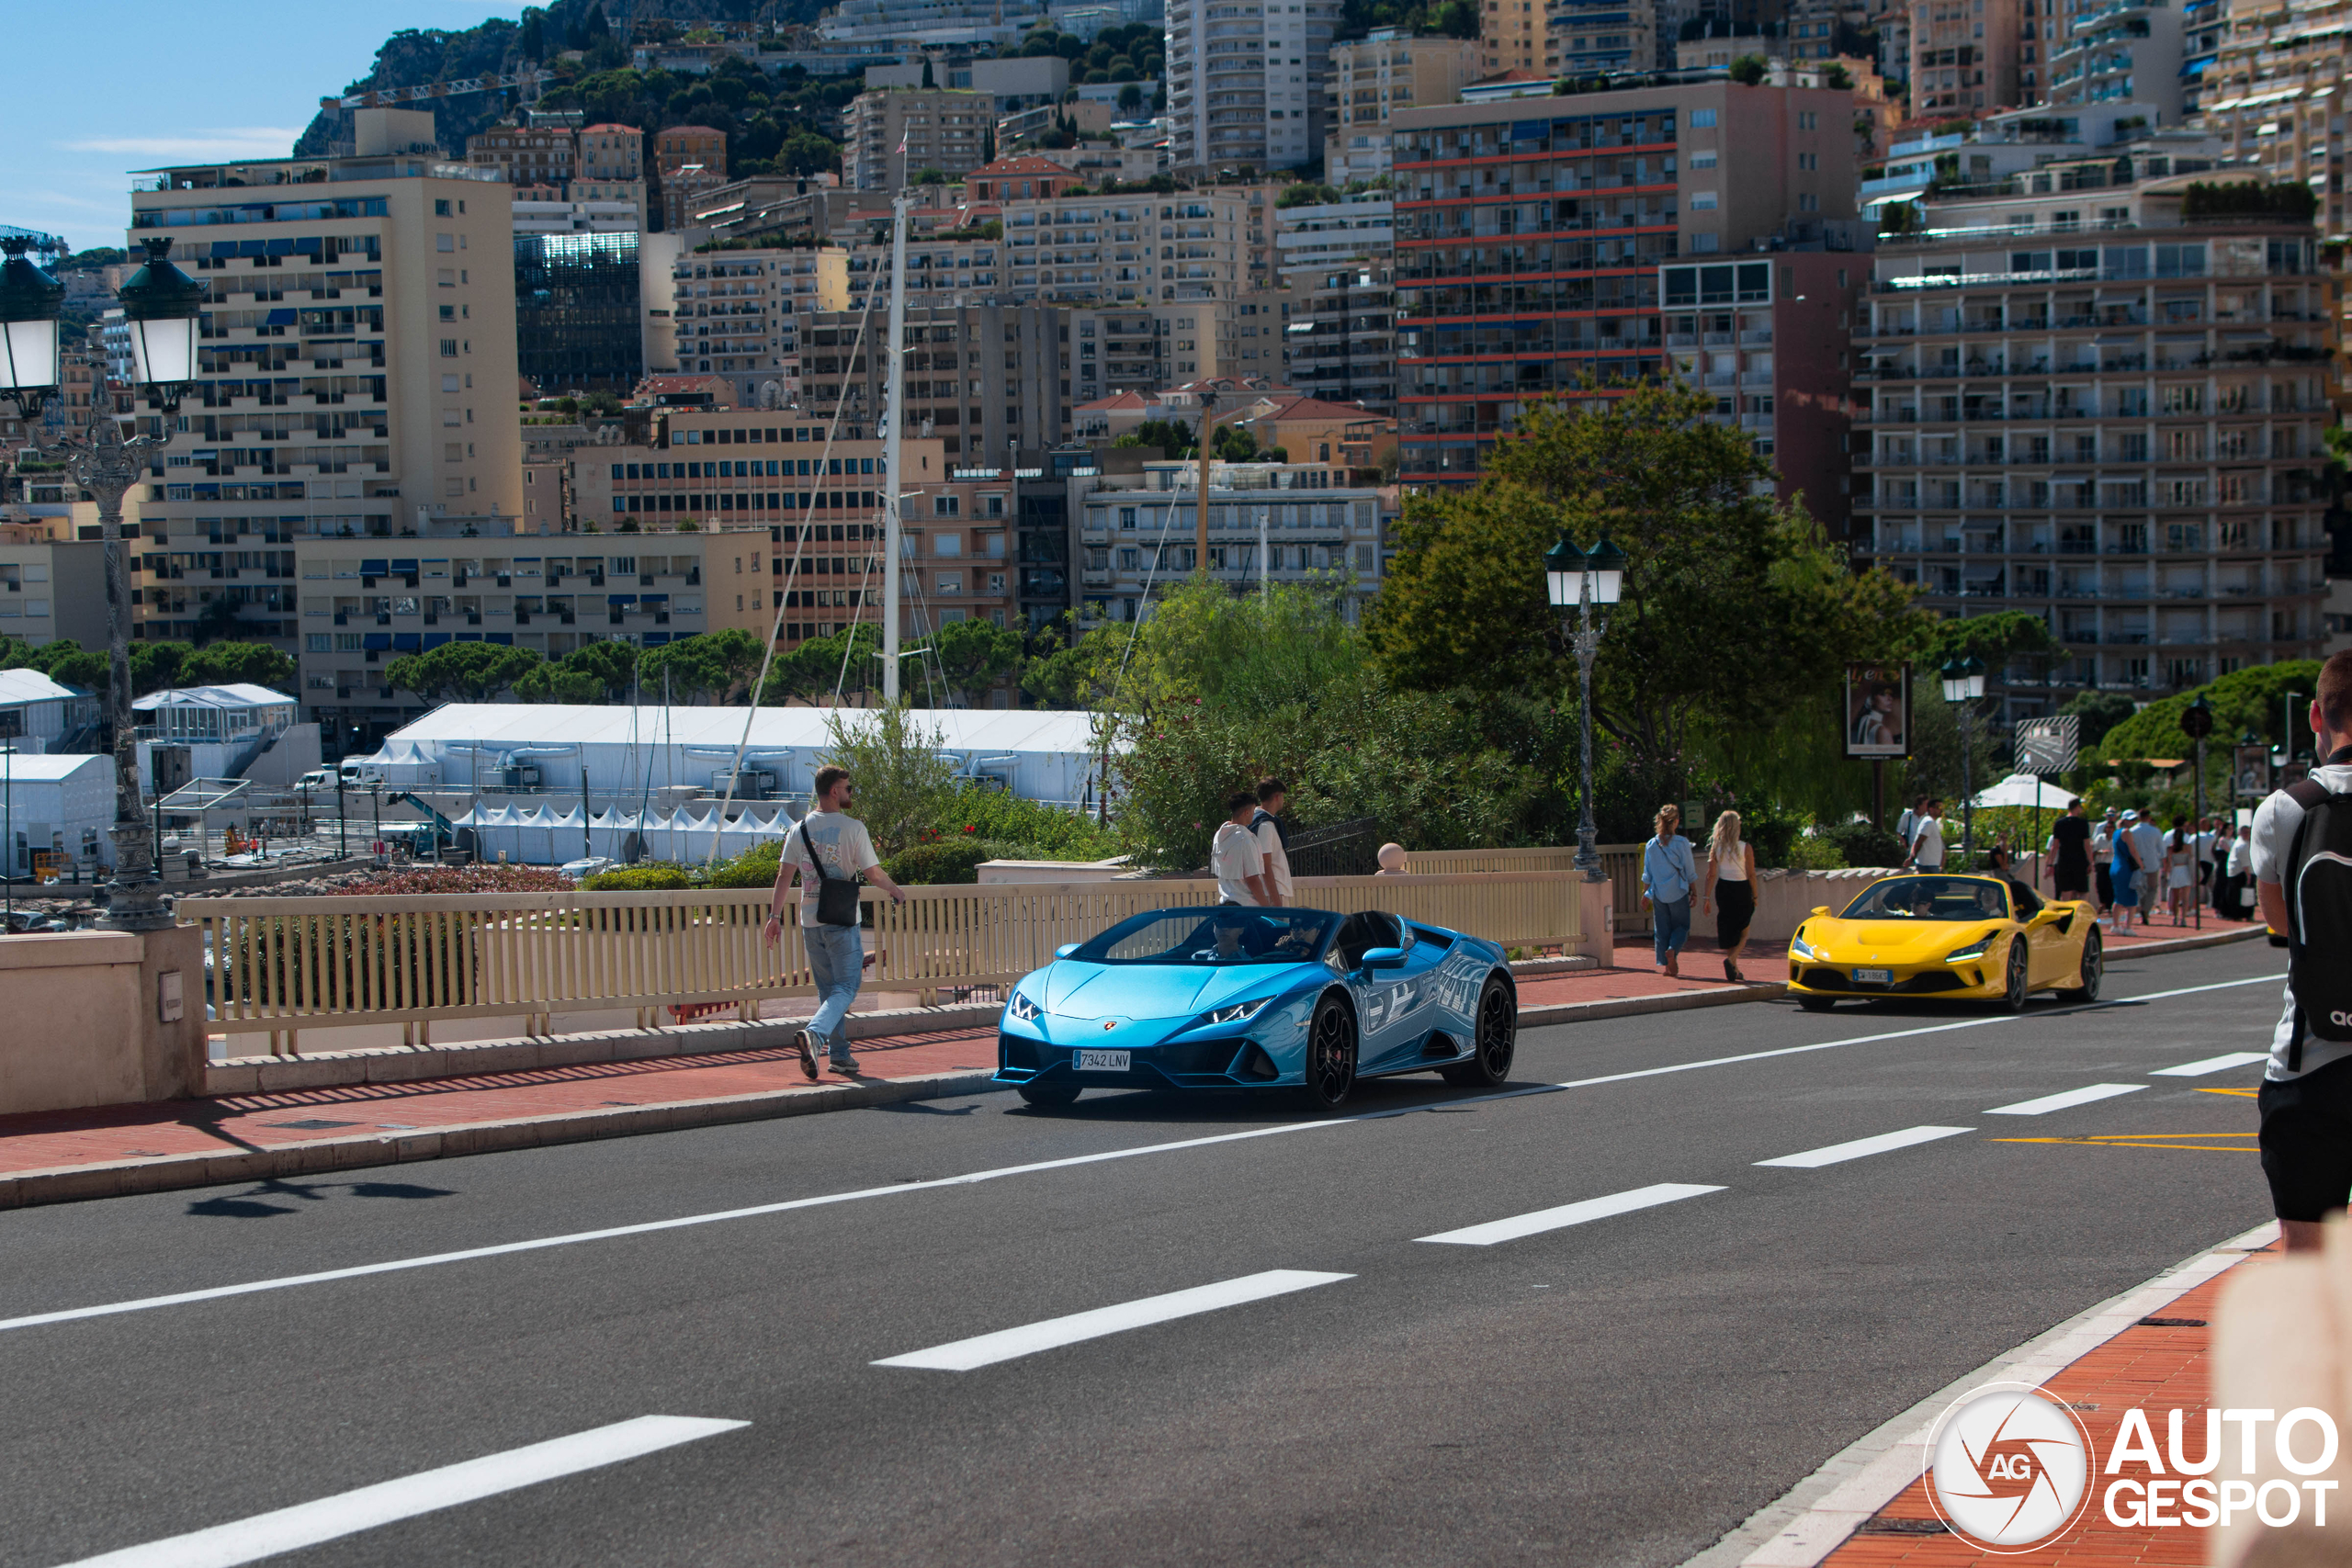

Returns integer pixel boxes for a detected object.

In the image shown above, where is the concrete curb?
[1520,981,1789,1029]
[0,1067,1004,1212]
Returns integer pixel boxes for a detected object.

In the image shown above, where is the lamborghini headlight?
[1944,934,1996,964]
[1006,991,1042,1023]
[1193,998,1272,1031]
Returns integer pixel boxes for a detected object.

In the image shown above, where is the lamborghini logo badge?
[1102,1020,1118,1031]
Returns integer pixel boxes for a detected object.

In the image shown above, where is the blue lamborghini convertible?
[993,905,1518,1111]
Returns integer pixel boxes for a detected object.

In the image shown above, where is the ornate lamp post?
[1545,533,1624,883]
[1940,655,1987,868]
[6,235,203,931]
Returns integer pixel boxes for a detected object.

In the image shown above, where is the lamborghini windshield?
[1838,876,2012,922]
[1071,908,1337,966]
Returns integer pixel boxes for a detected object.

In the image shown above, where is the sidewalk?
[1807,1239,2277,1566]
[0,921,2266,1210]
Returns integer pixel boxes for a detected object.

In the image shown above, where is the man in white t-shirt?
[1211,790,1274,907]
[763,765,908,1079]
[1250,775,1293,908]
[1902,798,1946,871]
[2254,651,2352,1253]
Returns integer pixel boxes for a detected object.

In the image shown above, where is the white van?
[337,761,388,788]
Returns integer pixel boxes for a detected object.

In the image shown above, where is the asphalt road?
[0,937,2288,1568]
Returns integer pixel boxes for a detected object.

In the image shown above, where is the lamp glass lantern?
[117,238,205,402]
[0,236,64,414]
[1939,656,1986,704]
[1543,536,1585,609]
[1586,536,1626,606]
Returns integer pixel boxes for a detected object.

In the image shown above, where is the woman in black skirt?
[1701,808,1758,982]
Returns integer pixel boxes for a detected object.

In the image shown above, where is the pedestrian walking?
[1700,808,1756,983]
[2197,817,2219,903]
[2045,798,2092,900]
[2109,807,2145,934]
[1901,798,1946,871]
[2215,821,2252,920]
[763,765,909,1080]
[1894,795,1923,853]
[2165,816,2195,926]
[1211,791,1273,907]
[1250,776,1292,908]
[2092,808,2118,913]
[2253,649,2352,1253]
[1641,803,1697,978]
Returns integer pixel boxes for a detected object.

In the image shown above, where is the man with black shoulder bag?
[764,765,908,1079]
[2254,650,2352,1252]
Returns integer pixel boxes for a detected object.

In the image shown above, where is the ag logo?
[1925,1383,2093,1551]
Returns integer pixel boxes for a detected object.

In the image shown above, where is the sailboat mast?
[882,192,910,705]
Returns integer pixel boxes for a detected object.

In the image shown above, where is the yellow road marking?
[1992,1132,2256,1153]
[2198,1087,2259,1099]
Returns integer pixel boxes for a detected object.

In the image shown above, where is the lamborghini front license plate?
[1854,968,1893,985]
[1077,1049,1131,1072]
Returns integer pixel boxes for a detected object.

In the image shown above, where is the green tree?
[929,617,1024,706]
[1919,609,2054,677]
[2057,689,2136,753]
[514,664,608,704]
[1114,416,1198,457]
[819,702,959,855]
[1372,380,1924,804]
[559,638,640,699]
[384,641,541,705]
[184,640,298,691]
[1729,53,1769,84]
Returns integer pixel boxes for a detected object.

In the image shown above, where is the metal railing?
[185,870,1589,1049]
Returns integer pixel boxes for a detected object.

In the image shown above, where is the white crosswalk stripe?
[1986,1085,2144,1116]
[1755,1126,1973,1168]
[2152,1052,2270,1077]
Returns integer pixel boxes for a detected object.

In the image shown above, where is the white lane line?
[872,1269,1351,1371]
[1985,1084,2145,1116]
[1756,1125,1973,1168]
[2153,1051,2271,1077]
[0,971,2283,1337]
[50,1416,745,1568]
[1416,1182,1725,1246]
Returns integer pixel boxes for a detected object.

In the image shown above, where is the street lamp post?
[2,235,203,931]
[1940,657,1987,869]
[1545,534,1625,884]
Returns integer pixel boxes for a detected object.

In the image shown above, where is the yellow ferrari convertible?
[1785,873,2103,1013]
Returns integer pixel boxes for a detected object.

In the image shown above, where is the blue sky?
[0,1,531,254]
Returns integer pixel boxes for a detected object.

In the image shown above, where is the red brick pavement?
[1820,1257,2270,1566]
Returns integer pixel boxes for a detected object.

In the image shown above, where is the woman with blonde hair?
[1701,808,1757,982]
[1640,802,1698,976]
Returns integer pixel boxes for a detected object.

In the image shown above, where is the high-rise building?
[1275,193,1396,409]
[1855,172,2329,712]
[1551,0,1663,79]
[2047,0,2184,119]
[1390,82,1860,483]
[1481,0,1549,74]
[1166,0,1341,172]
[515,231,645,393]
[466,124,578,186]
[1325,31,1482,182]
[842,88,991,190]
[124,107,523,743]
[1070,459,1388,626]
[798,302,1073,459]
[667,245,851,405]
[2198,8,2351,238]
[1909,0,2024,115]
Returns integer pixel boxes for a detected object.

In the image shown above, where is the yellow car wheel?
[2000,940,2030,1012]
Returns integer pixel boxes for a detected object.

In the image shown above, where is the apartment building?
[2047,0,2185,119]
[1276,194,1396,409]
[1072,307,1167,397]
[656,126,729,231]
[1390,82,1860,482]
[124,107,523,713]
[2197,6,2351,240]
[515,231,646,393]
[669,244,852,403]
[842,88,992,190]
[1070,459,1388,625]
[1910,0,2025,115]
[1326,31,1482,181]
[466,125,578,186]
[1855,175,2329,711]
[580,124,645,182]
[898,466,1023,667]
[0,536,106,649]
[1155,290,1294,378]
[1554,0,1664,79]
[1482,0,1549,74]
[1167,0,1341,173]
[798,303,1072,458]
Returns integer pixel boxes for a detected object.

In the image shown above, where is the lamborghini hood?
[1037,960,1310,1021]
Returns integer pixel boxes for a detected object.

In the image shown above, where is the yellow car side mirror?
[1810,905,1831,918]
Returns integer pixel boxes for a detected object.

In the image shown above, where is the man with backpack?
[763,766,909,1080]
[1250,776,1294,908]
[2254,650,2352,1253]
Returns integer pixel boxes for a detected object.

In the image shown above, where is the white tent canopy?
[1970,772,2081,810]
[360,704,1103,807]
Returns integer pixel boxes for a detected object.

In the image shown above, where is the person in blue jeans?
[1641,802,1698,976]
[763,765,909,1078]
